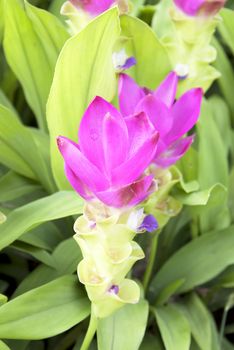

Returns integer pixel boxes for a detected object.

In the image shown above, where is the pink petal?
[96,175,155,208]
[111,132,159,187]
[118,74,145,116]
[125,112,155,157]
[102,112,128,174]
[78,96,124,174]
[153,71,178,108]
[57,136,109,192]
[65,164,94,200]
[135,95,173,138]
[165,88,202,145]
[174,0,205,16]
[155,135,194,167]
[71,0,115,16]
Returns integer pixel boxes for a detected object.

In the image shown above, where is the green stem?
[80,309,97,350]
[219,306,229,347]
[143,232,159,291]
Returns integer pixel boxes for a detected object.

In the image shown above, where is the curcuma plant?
[0,0,234,349]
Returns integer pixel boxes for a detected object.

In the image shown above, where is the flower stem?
[80,309,97,350]
[143,231,159,291]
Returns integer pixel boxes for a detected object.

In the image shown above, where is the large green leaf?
[3,0,69,131]
[14,238,82,297]
[196,99,230,232]
[154,304,191,350]
[0,276,90,339]
[97,300,149,350]
[47,8,120,189]
[0,105,55,192]
[120,15,171,89]
[0,191,83,251]
[177,294,212,350]
[219,9,234,55]
[0,341,11,350]
[150,226,234,300]
[212,37,234,123]
[0,171,41,202]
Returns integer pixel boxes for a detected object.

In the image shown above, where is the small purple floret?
[122,57,137,70]
[138,215,158,233]
[108,285,119,295]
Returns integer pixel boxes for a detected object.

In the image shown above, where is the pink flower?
[118,72,203,167]
[173,0,226,17]
[70,0,116,16]
[57,97,159,208]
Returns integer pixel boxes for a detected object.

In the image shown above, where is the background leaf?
[120,15,171,89]
[0,191,83,250]
[0,276,90,339]
[47,8,120,189]
[97,300,149,350]
[3,0,68,131]
[154,304,191,350]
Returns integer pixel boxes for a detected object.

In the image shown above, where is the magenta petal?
[155,135,194,167]
[125,112,155,157]
[65,164,94,200]
[111,132,159,187]
[153,72,178,108]
[165,88,202,145]
[174,0,205,15]
[57,136,109,192]
[103,112,128,174]
[135,95,173,138]
[118,74,145,116]
[96,175,155,208]
[71,0,115,16]
[78,96,123,174]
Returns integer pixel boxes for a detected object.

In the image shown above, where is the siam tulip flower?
[174,0,226,17]
[57,96,159,208]
[118,72,203,167]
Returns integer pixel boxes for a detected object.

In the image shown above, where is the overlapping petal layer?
[57,97,158,208]
[118,72,202,167]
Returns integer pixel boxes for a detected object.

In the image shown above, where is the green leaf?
[14,238,82,297]
[177,294,212,350]
[196,99,230,232]
[0,105,55,192]
[0,340,11,350]
[209,96,232,156]
[120,15,171,89]
[0,171,41,202]
[150,226,234,299]
[0,276,90,339]
[0,294,8,307]
[0,191,83,251]
[212,37,234,123]
[155,279,185,306]
[3,0,69,131]
[219,9,234,55]
[47,8,120,189]
[10,242,55,267]
[20,223,62,251]
[0,0,4,42]
[0,90,18,115]
[97,300,149,350]
[154,304,191,350]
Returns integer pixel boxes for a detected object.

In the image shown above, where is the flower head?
[173,0,226,17]
[57,97,159,208]
[118,72,203,167]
